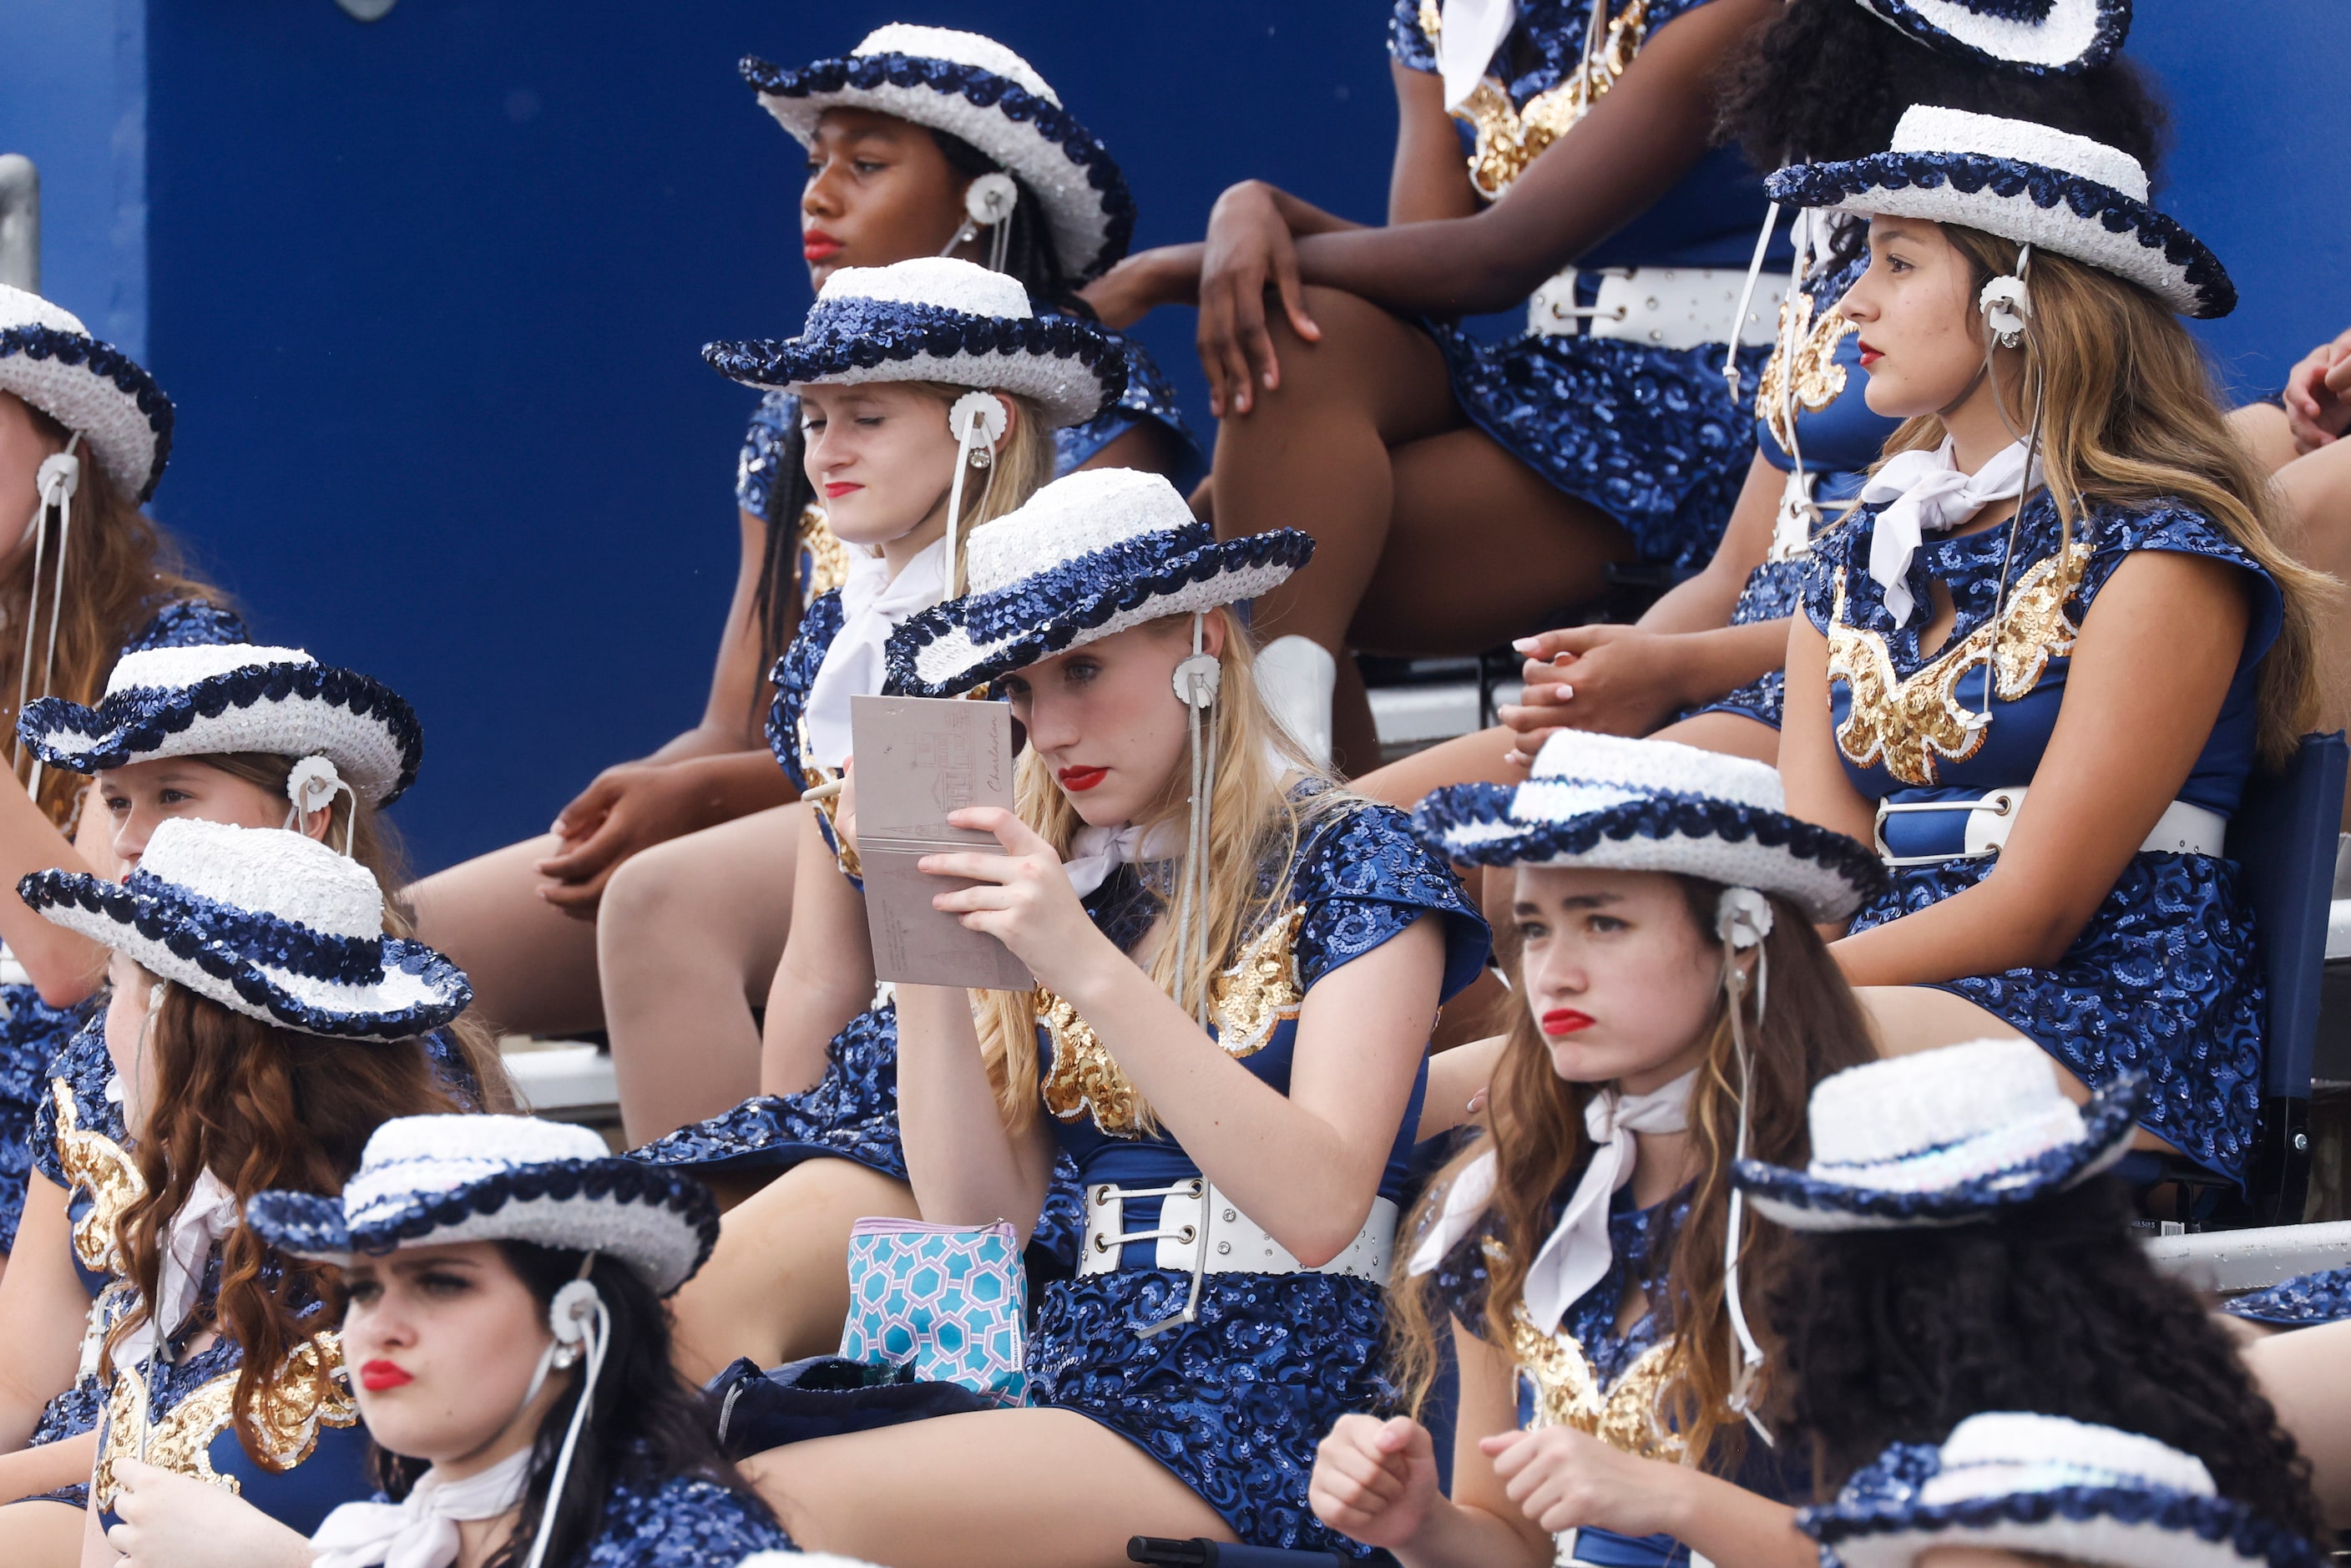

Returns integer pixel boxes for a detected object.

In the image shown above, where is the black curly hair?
[1716,0,2171,170]
[1763,1176,2329,1545]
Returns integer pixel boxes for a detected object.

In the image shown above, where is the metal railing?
[0,155,36,294]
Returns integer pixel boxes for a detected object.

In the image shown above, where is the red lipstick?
[1057,766,1108,792]
[359,1359,413,1392]
[823,481,862,499]
[1540,1009,1594,1037]
[1856,340,1882,368]
[803,231,842,261]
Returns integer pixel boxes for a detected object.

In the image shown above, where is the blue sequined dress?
[736,316,1204,607]
[630,586,1088,1265]
[0,595,250,1255]
[1423,1173,1803,1567]
[2226,1268,2351,1329]
[1389,0,1786,579]
[90,1254,373,1535]
[1022,798,1487,1554]
[336,1469,791,1565]
[22,1017,480,1510]
[1692,231,1897,730]
[1802,496,2283,1181]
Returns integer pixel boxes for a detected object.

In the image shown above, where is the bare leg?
[1650,711,1781,764]
[2247,1318,2351,1528]
[407,836,603,1037]
[2277,439,2351,814]
[1354,724,1529,811]
[1857,984,2181,1154]
[0,1499,82,1565]
[601,804,804,1145]
[665,1156,922,1381]
[745,1406,1232,1567]
[1353,426,1633,655]
[1209,287,1464,776]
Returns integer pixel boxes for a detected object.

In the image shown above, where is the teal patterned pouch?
[839,1216,1028,1406]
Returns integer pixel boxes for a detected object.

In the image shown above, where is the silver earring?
[551,1343,582,1370]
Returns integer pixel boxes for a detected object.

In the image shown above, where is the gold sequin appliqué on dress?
[53,1077,143,1277]
[1507,1303,1687,1464]
[1754,292,1856,458]
[1419,0,1650,201]
[796,501,853,607]
[94,1329,359,1510]
[1823,542,2091,789]
[1038,905,1308,1137]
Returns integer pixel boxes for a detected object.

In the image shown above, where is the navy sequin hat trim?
[23,660,424,804]
[0,323,174,502]
[1767,139,2233,318]
[1733,1075,2140,1229]
[1854,0,2130,75]
[1803,1448,2323,1567]
[704,296,1125,429]
[741,48,1135,284]
[1412,782,1886,923]
[18,866,470,1042]
[886,524,1314,699]
[245,1159,720,1297]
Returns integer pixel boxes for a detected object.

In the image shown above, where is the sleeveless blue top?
[1802,494,2283,1179]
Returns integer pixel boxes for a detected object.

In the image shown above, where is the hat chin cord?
[284,756,359,856]
[13,432,83,802]
[515,1262,609,1568]
[1136,615,1223,1341]
[1715,887,1775,1447]
[940,172,1019,273]
[942,392,1008,596]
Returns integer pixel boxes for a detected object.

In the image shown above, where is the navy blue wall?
[6,3,2348,870]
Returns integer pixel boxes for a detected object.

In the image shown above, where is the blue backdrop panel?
[139,0,1394,872]
[0,2,2338,872]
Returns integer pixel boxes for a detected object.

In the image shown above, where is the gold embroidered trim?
[1507,1304,1686,1464]
[1420,0,1650,200]
[94,1330,359,1510]
[53,1077,142,1278]
[1824,542,2091,788]
[1756,293,1856,457]
[796,502,852,608]
[1037,903,1309,1136]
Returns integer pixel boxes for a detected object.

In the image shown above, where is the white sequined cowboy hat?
[0,283,172,501]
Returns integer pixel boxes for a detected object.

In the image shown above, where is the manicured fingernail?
[1559,685,1574,699]
[1552,653,1572,665]
[1513,638,1539,654]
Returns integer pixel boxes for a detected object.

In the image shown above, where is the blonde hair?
[973,607,1348,1132]
[1879,228,2326,764]
[13,401,225,828]
[898,382,1054,596]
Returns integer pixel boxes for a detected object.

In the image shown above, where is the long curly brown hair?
[105,985,459,1469]
[13,402,224,828]
[1386,877,1875,1470]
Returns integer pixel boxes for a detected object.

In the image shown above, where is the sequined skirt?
[1028,1269,1391,1556]
[0,984,98,1252]
[1425,326,1768,580]
[1849,851,2265,1182]
[2225,1267,2351,1328]
[1686,557,1807,731]
[23,1377,103,1508]
[629,1003,1086,1270]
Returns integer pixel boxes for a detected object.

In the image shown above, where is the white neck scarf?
[1061,821,1182,899]
[1408,1069,1696,1338]
[1437,0,1517,111]
[118,1166,240,1368]
[1859,438,2040,628]
[310,1448,533,1568]
[801,536,948,773]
